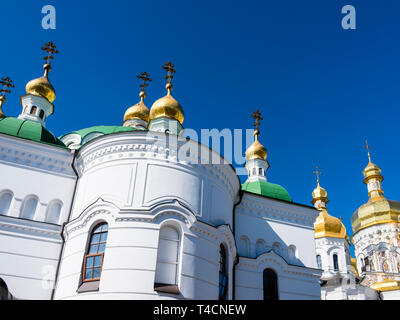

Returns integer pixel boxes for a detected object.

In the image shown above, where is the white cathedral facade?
[0,43,399,300]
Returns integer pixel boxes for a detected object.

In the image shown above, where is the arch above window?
[20,196,39,220]
[154,225,181,294]
[45,200,63,225]
[0,191,13,216]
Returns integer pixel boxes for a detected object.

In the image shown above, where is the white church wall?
[235,193,319,268]
[235,252,321,300]
[0,134,76,300]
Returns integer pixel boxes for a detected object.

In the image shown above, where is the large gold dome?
[124,101,149,123]
[149,92,184,125]
[245,140,267,161]
[314,210,347,239]
[25,65,56,103]
[351,197,400,234]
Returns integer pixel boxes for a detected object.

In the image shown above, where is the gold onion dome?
[124,91,150,122]
[25,64,56,103]
[351,143,400,234]
[314,209,347,239]
[312,183,328,202]
[149,83,184,125]
[245,129,268,161]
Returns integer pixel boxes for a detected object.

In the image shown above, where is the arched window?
[30,106,37,115]
[39,110,45,119]
[263,269,279,300]
[256,239,265,257]
[333,254,339,271]
[239,236,250,257]
[0,191,13,216]
[20,196,38,220]
[316,255,322,269]
[45,201,63,224]
[82,223,108,282]
[218,244,229,300]
[154,225,181,290]
[288,245,297,263]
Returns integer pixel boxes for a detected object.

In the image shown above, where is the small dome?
[149,92,184,125]
[363,161,383,183]
[124,101,150,123]
[25,67,56,103]
[242,180,291,202]
[312,184,328,200]
[245,140,267,161]
[314,210,347,239]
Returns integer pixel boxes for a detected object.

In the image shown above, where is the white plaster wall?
[235,252,321,300]
[0,134,76,300]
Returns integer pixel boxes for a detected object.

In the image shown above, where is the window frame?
[218,244,229,300]
[82,223,108,283]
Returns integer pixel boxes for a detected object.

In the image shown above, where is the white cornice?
[0,134,75,178]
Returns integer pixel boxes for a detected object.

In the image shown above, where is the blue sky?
[1,0,400,249]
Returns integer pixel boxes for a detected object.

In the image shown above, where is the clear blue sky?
[1,1,400,251]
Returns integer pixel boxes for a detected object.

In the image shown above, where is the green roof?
[70,125,135,139]
[59,125,137,148]
[242,180,292,202]
[0,117,66,147]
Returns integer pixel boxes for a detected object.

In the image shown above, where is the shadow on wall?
[238,220,305,268]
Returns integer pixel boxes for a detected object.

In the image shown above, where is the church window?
[218,244,229,300]
[333,254,339,271]
[259,168,263,175]
[20,196,38,220]
[252,168,256,175]
[154,225,181,291]
[45,200,63,224]
[316,255,322,269]
[83,223,108,282]
[263,269,279,300]
[0,191,13,216]
[39,110,45,119]
[30,106,37,115]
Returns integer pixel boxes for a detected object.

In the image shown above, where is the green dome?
[242,180,292,202]
[0,117,65,147]
[60,125,137,148]
[70,125,135,140]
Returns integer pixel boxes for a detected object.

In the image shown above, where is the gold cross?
[137,72,152,91]
[0,77,15,97]
[365,140,372,162]
[313,166,322,185]
[251,110,263,135]
[41,41,59,65]
[162,61,176,84]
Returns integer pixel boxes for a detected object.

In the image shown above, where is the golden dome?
[245,139,267,161]
[371,279,400,292]
[25,64,56,103]
[351,197,400,234]
[124,91,150,123]
[312,184,328,202]
[149,84,184,125]
[363,161,383,183]
[314,210,347,239]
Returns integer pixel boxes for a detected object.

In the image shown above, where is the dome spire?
[245,110,268,162]
[311,166,328,210]
[123,72,152,130]
[0,77,15,119]
[19,42,59,127]
[362,140,384,200]
[244,110,269,182]
[148,61,184,135]
[162,61,176,95]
